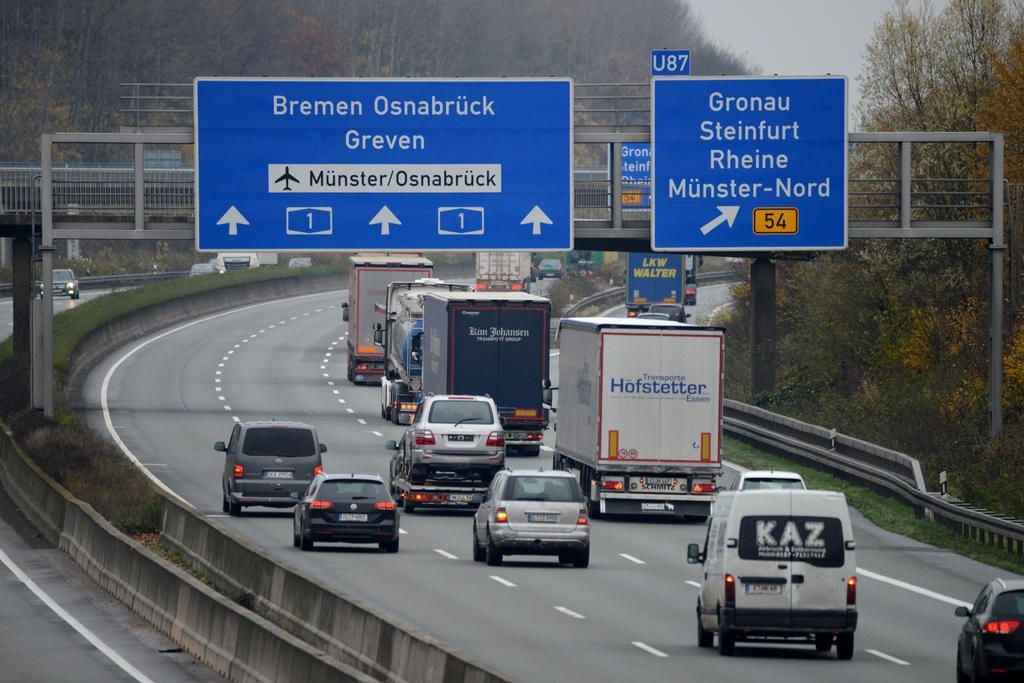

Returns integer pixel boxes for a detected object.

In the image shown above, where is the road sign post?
[194,78,573,252]
[652,76,847,251]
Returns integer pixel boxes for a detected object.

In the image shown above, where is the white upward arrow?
[699,206,740,235]
[370,206,401,236]
[216,206,249,236]
[521,205,552,236]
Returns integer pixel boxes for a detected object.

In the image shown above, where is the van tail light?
[486,431,505,447]
[983,620,1021,635]
[310,500,332,510]
[415,429,436,445]
[495,507,508,523]
[233,464,244,479]
[725,574,736,605]
[374,501,397,511]
[846,576,857,606]
[577,509,588,525]
[313,465,323,476]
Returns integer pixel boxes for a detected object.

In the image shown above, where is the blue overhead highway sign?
[652,76,847,251]
[194,78,573,252]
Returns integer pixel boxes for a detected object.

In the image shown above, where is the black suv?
[956,578,1024,681]
[216,420,326,516]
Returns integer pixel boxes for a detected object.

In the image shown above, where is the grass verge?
[724,435,1024,575]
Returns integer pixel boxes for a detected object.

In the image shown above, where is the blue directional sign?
[652,76,847,251]
[621,142,651,208]
[651,50,691,76]
[194,78,573,252]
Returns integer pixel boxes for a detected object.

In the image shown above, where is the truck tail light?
[356,364,369,372]
[511,282,523,291]
[415,429,436,445]
[374,501,397,511]
[627,310,638,318]
[846,576,857,606]
[313,465,323,476]
[725,574,736,605]
[233,464,244,479]
[692,482,716,494]
[600,479,624,491]
[311,500,332,510]
[475,282,487,290]
[486,431,505,447]
[495,507,508,523]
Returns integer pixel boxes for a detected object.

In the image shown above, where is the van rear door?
[734,492,794,619]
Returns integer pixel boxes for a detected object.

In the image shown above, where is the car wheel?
[696,603,713,648]
[557,552,572,565]
[229,499,242,517]
[718,628,735,656]
[957,650,969,683]
[222,489,230,514]
[835,632,854,660]
[586,495,600,518]
[472,526,485,562]
[292,520,300,548]
[572,546,590,568]
[380,537,400,553]
[815,633,832,652]
[300,527,314,551]
[485,530,503,566]
[381,404,388,420]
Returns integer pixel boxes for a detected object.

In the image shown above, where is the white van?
[687,489,858,659]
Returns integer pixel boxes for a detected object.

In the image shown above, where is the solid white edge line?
[866,649,911,666]
[631,641,669,658]
[489,575,516,587]
[433,549,458,560]
[101,291,342,509]
[554,605,586,619]
[0,546,156,683]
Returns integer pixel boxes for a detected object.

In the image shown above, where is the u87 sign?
[651,76,847,252]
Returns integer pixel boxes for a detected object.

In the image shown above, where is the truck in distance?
[549,317,724,519]
[374,278,472,425]
[625,252,686,317]
[420,290,551,457]
[475,251,533,292]
[341,254,432,384]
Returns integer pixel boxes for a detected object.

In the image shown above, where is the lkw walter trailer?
[551,317,724,519]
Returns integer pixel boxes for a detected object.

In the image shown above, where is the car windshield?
[540,260,561,269]
[241,427,316,457]
[506,476,580,502]
[994,591,1024,616]
[54,270,72,282]
[319,480,385,500]
[428,400,493,424]
[741,478,804,490]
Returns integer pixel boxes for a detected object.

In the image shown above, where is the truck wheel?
[346,359,355,382]
[696,603,713,648]
[718,628,735,656]
[586,496,600,518]
[485,531,503,566]
[403,495,416,513]
[815,633,832,652]
[836,633,854,660]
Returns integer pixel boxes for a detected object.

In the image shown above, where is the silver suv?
[386,395,505,509]
[473,469,590,567]
[216,420,326,516]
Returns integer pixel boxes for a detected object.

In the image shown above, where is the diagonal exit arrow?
[521,205,552,236]
[370,205,401,236]
[216,205,249,236]
[699,205,740,235]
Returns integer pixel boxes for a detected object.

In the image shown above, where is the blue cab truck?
[420,291,551,457]
[626,252,688,316]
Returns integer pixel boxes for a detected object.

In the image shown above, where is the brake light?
[725,574,736,604]
[495,507,508,523]
[511,282,523,291]
[627,310,638,318]
[233,464,244,479]
[374,501,397,511]
[415,429,436,445]
[846,576,857,606]
[577,509,588,525]
[310,500,332,510]
[486,431,505,447]
[686,287,696,296]
[313,465,323,476]
[692,482,716,494]
[356,364,369,371]
[600,480,624,491]
[983,620,1021,634]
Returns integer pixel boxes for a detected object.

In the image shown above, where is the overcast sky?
[693,0,946,126]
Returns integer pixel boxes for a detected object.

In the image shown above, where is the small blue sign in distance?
[652,76,847,252]
[651,50,691,76]
[621,142,651,208]
[194,78,573,252]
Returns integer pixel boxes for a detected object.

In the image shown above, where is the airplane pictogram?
[274,166,299,191]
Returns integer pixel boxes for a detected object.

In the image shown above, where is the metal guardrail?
[0,270,187,296]
[723,399,1024,558]
[558,269,738,318]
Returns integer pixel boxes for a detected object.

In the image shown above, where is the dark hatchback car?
[536,258,564,279]
[216,420,326,516]
[293,474,399,552]
[646,303,689,322]
[957,578,1024,681]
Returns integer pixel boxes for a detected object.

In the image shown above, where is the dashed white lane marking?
[685,580,701,589]
[434,549,458,560]
[540,445,554,452]
[867,650,910,666]
[554,606,586,619]
[632,641,669,658]
[232,416,240,423]
[0,546,157,683]
[489,576,516,588]
[338,398,346,404]
[346,408,354,414]
[619,553,645,565]
[327,381,335,386]
[217,396,225,401]
[371,431,383,437]
[357,419,367,425]
[332,390,340,395]
[857,567,971,607]
[223,406,232,411]
[399,529,408,535]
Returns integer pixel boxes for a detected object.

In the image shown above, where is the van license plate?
[449,493,475,503]
[745,583,783,595]
[338,513,367,522]
[263,470,293,479]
